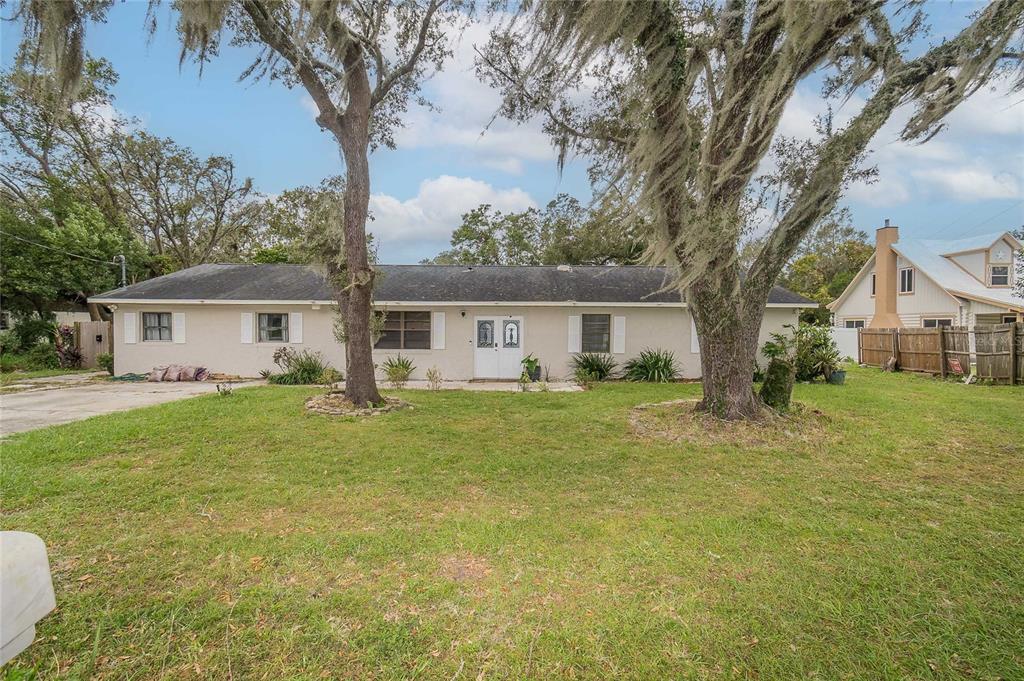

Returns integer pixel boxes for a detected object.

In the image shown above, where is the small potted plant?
[813,345,844,384]
[521,354,541,382]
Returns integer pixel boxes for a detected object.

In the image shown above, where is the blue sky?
[3,2,1022,263]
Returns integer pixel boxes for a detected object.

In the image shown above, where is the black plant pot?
[528,366,541,382]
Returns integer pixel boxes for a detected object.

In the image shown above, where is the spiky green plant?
[623,349,679,383]
[381,355,416,390]
[571,353,618,381]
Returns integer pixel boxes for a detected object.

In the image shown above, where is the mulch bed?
[629,398,833,448]
[305,391,412,417]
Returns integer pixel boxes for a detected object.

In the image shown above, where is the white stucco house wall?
[89,264,813,380]
[828,223,1023,330]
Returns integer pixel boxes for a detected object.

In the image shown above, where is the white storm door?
[498,317,524,379]
[474,317,499,378]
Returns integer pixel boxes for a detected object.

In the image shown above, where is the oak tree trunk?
[331,85,382,408]
[689,276,767,420]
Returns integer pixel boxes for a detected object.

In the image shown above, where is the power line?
[928,199,1024,240]
[0,228,121,266]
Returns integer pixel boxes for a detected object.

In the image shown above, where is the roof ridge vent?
[556,264,573,272]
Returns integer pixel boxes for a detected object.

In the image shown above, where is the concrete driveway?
[1,375,259,436]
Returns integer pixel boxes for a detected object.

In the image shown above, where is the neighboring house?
[89,263,813,380]
[828,222,1023,330]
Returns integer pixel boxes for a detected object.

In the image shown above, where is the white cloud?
[368,175,535,247]
[769,76,1024,210]
[911,166,1020,202]
[391,15,558,173]
[847,177,912,206]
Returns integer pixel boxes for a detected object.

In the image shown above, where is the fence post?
[1010,323,1018,386]
[938,328,947,378]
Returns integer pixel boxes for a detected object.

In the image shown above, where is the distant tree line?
[0,56,328,320]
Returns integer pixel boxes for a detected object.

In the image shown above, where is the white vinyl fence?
[830,326,860,361]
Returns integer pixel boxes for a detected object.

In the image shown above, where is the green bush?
[23,343,60,370]
[571,352,618,381]
[266,347,334,385]
[0,354,16,373]
[97,352,115,375]
[762,323,840,382]
[381,354,415,389]
[12,317,56,350]
[0,330,21,355]
[623,348,679,382]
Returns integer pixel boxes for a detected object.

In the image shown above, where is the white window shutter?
[568,315,582,353]
[690,316,701,354]
[289,312,303,343]
[612,316,626,354]
[172,312,186,344]
[123,312,137,344]
[240,312,253,344]
[431,311,446,349]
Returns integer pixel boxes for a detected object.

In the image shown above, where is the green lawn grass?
[2,367,1022,679]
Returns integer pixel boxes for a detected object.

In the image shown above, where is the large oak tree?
[481,0,1024,419]
[11,0,470,406]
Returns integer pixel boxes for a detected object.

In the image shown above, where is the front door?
[474,316,524,379]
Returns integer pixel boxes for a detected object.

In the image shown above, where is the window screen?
[922,318,952,328]
[581,314,611,353]
[990,266,1009,286]
[844,319,865,329]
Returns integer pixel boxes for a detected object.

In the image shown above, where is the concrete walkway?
[1,378,260,436]
[393,380,582,392]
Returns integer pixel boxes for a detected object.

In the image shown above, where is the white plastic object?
[1,531,57,665]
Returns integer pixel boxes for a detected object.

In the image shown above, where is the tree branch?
[371,0,446,108]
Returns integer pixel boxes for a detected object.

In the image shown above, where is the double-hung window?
[990,265,1009,286]
[581,314,611,353]
[375,311,430,349]
[899,267,914,294]
[258,313,289,342]
[142,312,172,341]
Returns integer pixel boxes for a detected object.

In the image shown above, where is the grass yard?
[2,367,1022,679]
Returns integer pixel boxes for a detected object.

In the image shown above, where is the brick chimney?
[869,219,903,328]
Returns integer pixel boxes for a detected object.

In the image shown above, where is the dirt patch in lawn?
[305,392,412,417]
[438,553,492,583]
[629,398,833,448]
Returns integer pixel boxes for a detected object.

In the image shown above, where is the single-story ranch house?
[90,264,814,380]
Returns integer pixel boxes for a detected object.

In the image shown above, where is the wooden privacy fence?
[74,320,113,369]
[858,323,1023,384]
[857,328,898,368]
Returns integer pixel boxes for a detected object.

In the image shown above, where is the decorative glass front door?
[474,316,524,379]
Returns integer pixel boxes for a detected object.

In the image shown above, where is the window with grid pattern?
[258,313,289,342]
[142,312,172,341]
[375,311,431,349]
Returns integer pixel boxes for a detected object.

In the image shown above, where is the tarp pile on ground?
[148,365,210,382]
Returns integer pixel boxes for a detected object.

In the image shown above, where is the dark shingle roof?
[91,263,815,306]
